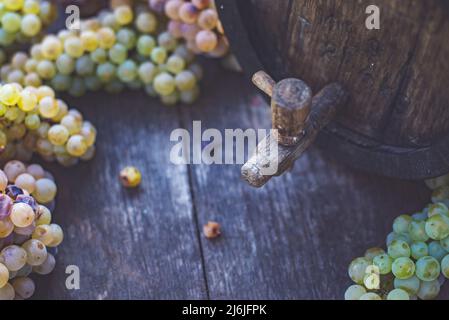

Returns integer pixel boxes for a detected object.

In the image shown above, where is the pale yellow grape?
[114,5,133,25]
[97,27,116,49]
[11,52,28,69]
[22,239,47,266]
[26,164,45,180]
[359,292,382,300]
[66,135,88,157]
[18,88,38,112]
[61,115,81,134]
[23,0,40,14]
[0,283,14,300]
[35,205,51,225]
[68,109,83,123]
[11,277,35,299]
[48,124,69,146]
[37,123,50,139]
[51,100,69,122]
[0,218,14,238]
[80,122,96,147]
[4,0,24,11]
[0,263,9,288]
[36,60,56,79]
[24,73,42,87]
[154,72,176,96]
[138,62,157,84]
[64,36,84,58]
[7,69,25,85]
[30,44,43,60]
[4,160,26,182]
[0,245,27,271]
[31,224,53,246]
[36,138,53,156]
[10,203,35,228]
[80,31,99,52]
[38,96,59,118]
[36,85,55,99]
[14,173,36,194]
[47,224,63,247]
[32,253,55,275]
[0,84,20,106]
[41,36,63,60]
[4,107,20,122]
[21,14,42,37]
[135,12,157,33]
[175,70,196,91]
[24,59,38,73]
[33,178,56,203]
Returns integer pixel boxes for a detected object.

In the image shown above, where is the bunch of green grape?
[0,0,57,56]
[345,175,449,300]
[0,161,62,300]
[0,83,96,167]
[1,4,203,105]
[164,0,229,57]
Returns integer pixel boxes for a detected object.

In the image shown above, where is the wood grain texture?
[27,61,447,300]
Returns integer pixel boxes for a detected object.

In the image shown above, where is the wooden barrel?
[216,0,449,180]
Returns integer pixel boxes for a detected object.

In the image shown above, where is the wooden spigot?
[242,71,347,188]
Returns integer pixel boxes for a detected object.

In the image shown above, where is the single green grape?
[151,46,167,65]
[56,54,75,75]
[393,214,412,235]
[36,60,56,80]
[157,31,177,51]
[75,55,95,76]
[394,275,420,296]
[348,257,371,285]
[50,74,72,91]
[24,114,40,130]
[48,124,69,146]
[417,279,440,300]
[344,285,366,300]
[96,62,117,83]
[154,72,175,96]
[117,59,137,83]
[428,203,449,217]
[410,241,428,260]
[392,257,415,280]
[359,292,381,300]
[137,35,155,56]
[441,254,449,278]
[364,247,385,260]
[116,27,137,50]
[387,288,409,300]
[440,236,449,252]
[137,62,157,84]
[2,12,21,33]
[90,48,108,64]
[373,254,393,275]
[109,43,128,64]
[415,256,440,282]
[114,5,133,26]
[388,239,411,259]
[64,36,84,58]
[408,220,429,242]
[428,241,447,261]
[175,70,196,91]
[425,214,449,240]
[166,55,186,74]
[20,14,42,37]
[135,11,157,34]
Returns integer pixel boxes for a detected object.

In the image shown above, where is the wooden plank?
[32,90,207,299]
[180,64,441,299]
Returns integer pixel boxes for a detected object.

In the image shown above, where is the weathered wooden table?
[31,61,446,300]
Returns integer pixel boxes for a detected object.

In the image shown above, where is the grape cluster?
[0,83,96,166]
[0,161,61,300]
[164,0,229,57]
[345,175,449,300]
[0,0,56,54]
[1,4,203,105]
